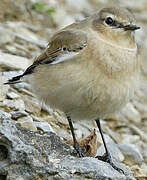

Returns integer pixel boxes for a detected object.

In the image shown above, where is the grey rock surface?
[118,144,143,165]
[0,115,136,180]
[11,111,28,120]
[0,110,11,120]
[33,121,55,133]
[0,52,30,71]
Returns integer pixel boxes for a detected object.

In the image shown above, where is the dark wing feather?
[5,30,87,84]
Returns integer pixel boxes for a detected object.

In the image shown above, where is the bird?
[5,6,140,173]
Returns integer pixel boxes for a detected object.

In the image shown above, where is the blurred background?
[0,0,147,179]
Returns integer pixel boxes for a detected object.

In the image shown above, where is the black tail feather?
[4,56,42,85]
[4,74,24,85]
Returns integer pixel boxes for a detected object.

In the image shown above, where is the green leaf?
[32,2,45,12]
[45,8,56,14]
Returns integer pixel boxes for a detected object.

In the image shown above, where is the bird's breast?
[78,38,139,119]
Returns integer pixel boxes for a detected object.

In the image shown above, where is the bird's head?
[92,7,140,48]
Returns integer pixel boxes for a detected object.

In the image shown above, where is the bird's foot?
[96,152,124,174]
[73,141,86,157]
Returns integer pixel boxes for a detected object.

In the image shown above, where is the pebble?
[2,71,23,79]
[131,164,147,179]
[0,52,30,71]
[7,92,20,99]
[0,26,15,44]
[53,111,69,125]
[56,128,71,140]
[17,116,37,131]
[3,99,25,111]
[118,144,143,165]
[33,121,55,133]
[16,177,24,180]
[130,124,147,142]
[74,123,91,139]
[11,111,28,120]
[121,134,140,144]
[13,82,31,91]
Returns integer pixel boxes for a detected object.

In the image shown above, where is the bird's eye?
[105,17,114,25]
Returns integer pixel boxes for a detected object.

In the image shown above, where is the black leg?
[67,115,85,157]
[95,119,124,174]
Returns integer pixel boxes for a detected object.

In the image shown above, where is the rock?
[0,52,30,71]
[121,134,140,144]
[2,71,23,80]
[131,164,147,180]
[0,26,15,45]
[22,96,41,116]
[118,144,143,165]
[7,92,20,99]
[53,111,69,126]
[0,110,11,120]
[0,117,136,180]
[130,124,147,142]
[60,157,135,180]
[141,142,147,163]
[74,122,91,139]
[13,82,31,91]
[57,128,71,140]
[17,116,37,131]
[3,99,25,111]
[11,111,28,120]
[33,121,55,133]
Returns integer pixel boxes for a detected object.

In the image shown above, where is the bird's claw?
[96,152,124,174]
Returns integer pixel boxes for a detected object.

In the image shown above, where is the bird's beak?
[123,24,140,31]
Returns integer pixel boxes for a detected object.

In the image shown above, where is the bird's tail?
[4,74,24,85]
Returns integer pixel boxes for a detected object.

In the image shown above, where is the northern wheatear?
[5,7,140,173]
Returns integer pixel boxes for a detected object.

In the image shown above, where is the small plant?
[45,8,56,14]
[32,2,55,15]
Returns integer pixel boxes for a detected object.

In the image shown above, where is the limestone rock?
[118,144,143,165]
[0,52,30,71]
[33,121,55,133]
[0,116,136,180]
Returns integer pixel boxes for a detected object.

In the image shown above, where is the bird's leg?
[66,115,86,157]
[95,119,124,174]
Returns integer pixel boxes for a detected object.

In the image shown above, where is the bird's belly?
[87,80,135,119]
[68,79,135,121]
[35,78,134,121]
[29,64,136,121]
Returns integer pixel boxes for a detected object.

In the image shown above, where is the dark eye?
[105,17,114,25]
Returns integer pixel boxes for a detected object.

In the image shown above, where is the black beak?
[123,24,140,31]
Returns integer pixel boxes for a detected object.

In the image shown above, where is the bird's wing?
[5,30,88,84]
[33,30,87,66]
[25,30,87,75]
